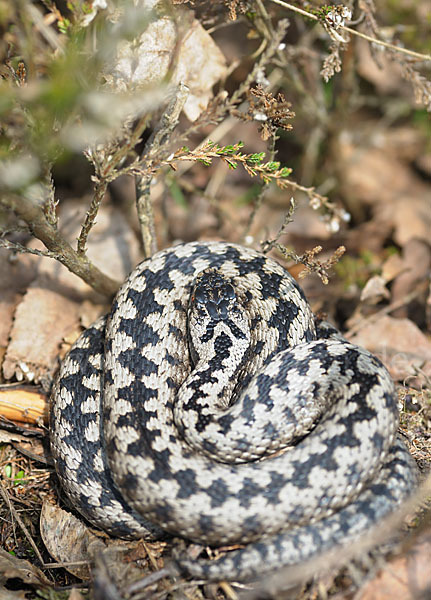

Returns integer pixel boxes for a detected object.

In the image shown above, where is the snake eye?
[193,287,207,305]
[224,284,235,300]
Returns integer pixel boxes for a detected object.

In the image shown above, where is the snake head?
[188,269,250,366]
[191,269,236,321]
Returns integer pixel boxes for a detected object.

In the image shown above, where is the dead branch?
[136,83,190,257]
[1,195,120,298]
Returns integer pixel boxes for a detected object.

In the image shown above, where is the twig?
[269,0,431,62]
[241,131,279,243]
[342,25,431,61]
[0,478,46,567]
[42,173,58,228]
[136,83,189,257]
[230,19,289,105]
[263,239,346,285]
[279,179,349,231]
[85,113,151,186]
[126,567,174,594]
[77,184,106,255]
[42,560,92,569]
[1,195,120,297]
[260,196,297,252]
[82,113,153,254]
[0,238,58,259]
[25,1,64,53]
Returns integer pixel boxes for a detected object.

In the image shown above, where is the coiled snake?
[51,241,417,582]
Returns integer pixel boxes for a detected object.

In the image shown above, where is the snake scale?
[51,241,418,582]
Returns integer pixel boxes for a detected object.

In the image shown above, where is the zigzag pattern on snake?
[50,241,417,581]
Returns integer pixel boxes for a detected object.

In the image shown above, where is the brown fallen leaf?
[356,38,406,96]
[348,315,431,382]
[0,586,29,599]
[0,547,51,588]
[2,278,80,384]
[391,239,431,319]
[0,248,37,374]
[392,194,431,247]
[381,253,408,283]
[173,18,227,121]
[68,589,86,600]
[40,501,105,580]
[360,275,390,305]
[110,7,226,121]
[0,429,32,445]
[338,144,413,208]
[335,126,430,259]
[416,152,431,178]
[40,502,152,588]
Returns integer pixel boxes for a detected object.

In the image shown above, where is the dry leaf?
[392,195,431,247]
[40,501,105,580]
[110,7,226,121]
[360,275,390,305]
[2,280,79,384]
[348,315,431,381]
[173,19,227,121]
[68,589,86,600]
[0,249,37,355]
[391,239,431,318]
[0,548,50,588]
[0,586,29,599]
[416,152,431,177]
[381,253,407,283]
[40,503,150,587]
[0,430,30,445]
[68,588,85,600]
[111,16,177,90]
[336,129,430,261]
[356,38,405,95]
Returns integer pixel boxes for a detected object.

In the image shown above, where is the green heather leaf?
[265,161,280,171]
[220,144,236,155]
[225,159,238,169]
[247,152,265,164]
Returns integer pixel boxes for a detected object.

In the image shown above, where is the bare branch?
[263,241,346,284]
[260,196,297,252]
[0,238,58,259]
[135,83,189,257]
[42,173,58,228]
[77,184,107,255]
[1,195,120,298]
[242,131,279,243]
[269,0,431,62]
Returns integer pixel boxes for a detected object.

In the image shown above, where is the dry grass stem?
[269,0,431,62]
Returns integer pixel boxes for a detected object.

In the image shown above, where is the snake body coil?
[51,241,417,581]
